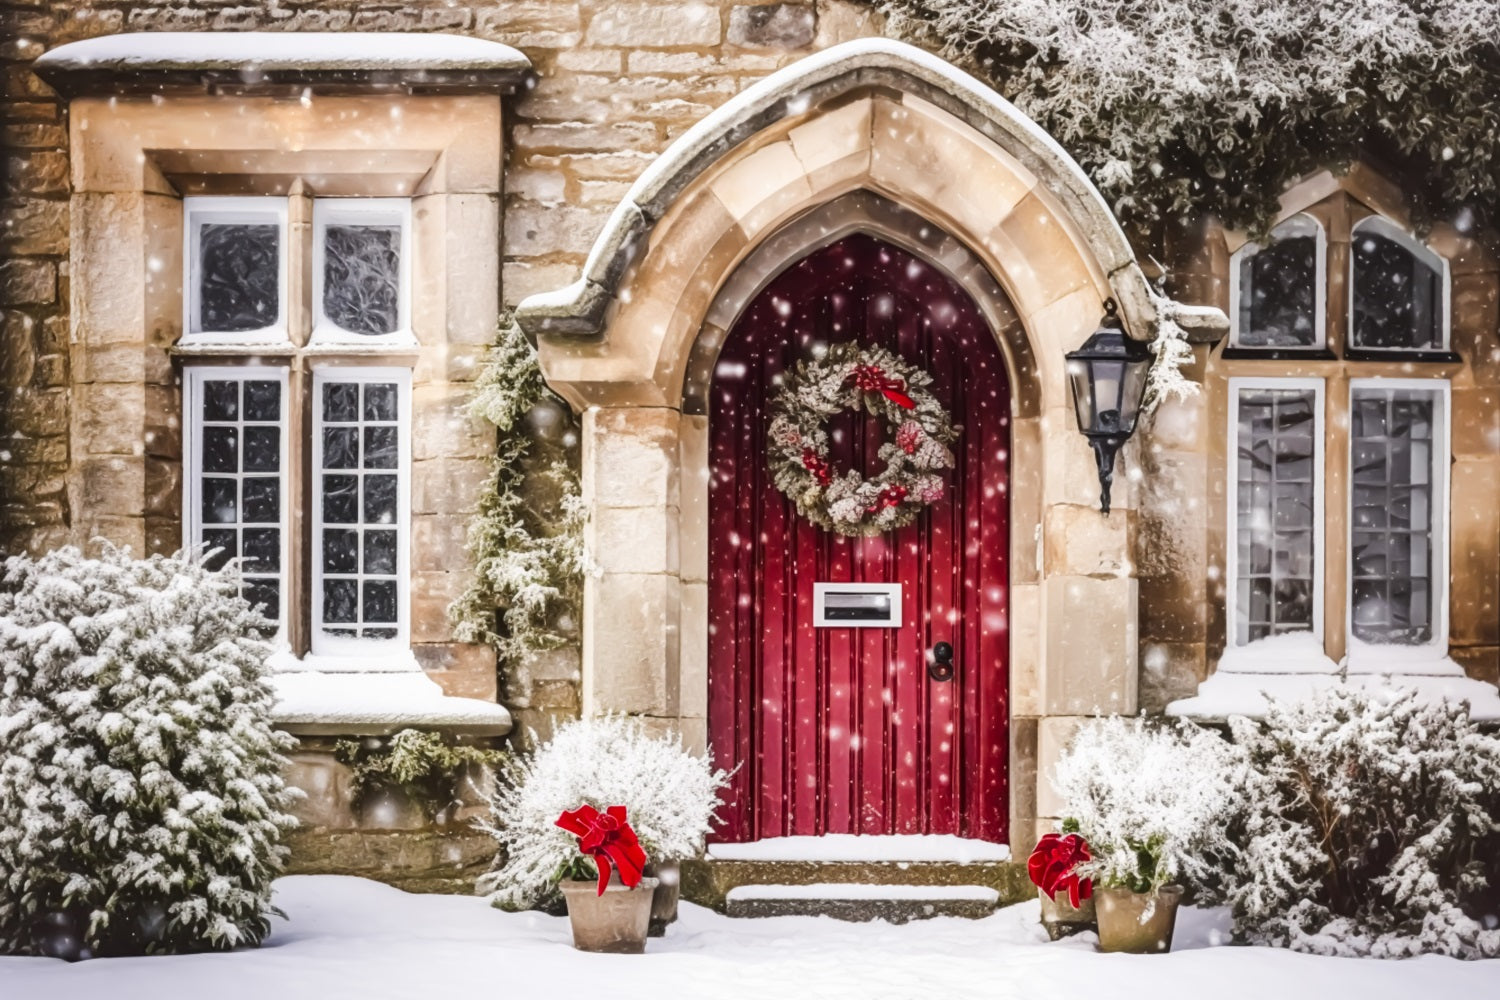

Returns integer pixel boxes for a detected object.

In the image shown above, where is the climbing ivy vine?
[450,318,586,667]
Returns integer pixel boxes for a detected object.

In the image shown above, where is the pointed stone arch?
[514,39,1225,851]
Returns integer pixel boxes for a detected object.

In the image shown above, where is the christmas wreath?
[767,342,958,536]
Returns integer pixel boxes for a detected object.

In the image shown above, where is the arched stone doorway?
[516,38,1220,850]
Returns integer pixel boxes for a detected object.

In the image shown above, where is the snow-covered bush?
[334,729,506,824]
[1222,687,1500,958]
[1053,716,1237,895]
[478,715,730,909]
[0,544,299,958]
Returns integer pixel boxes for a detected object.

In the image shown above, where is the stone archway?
[516,38,1217,848]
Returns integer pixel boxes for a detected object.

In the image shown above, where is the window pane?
[364,383,397,421]
[243,427,280,473]
[323,225,401,336]
[242,478,280,523]
[323,528,359,574]
[363,426,398,469]
[197,223,279,333]
[202,478,237,524]
[1237,224,1318,347]
[322,579,358,624]
[203,380,239,422]
[202,426,238,474]
[315,376,406,646]
[323,427,360,470]
[323,382,359,423]
[1351,230,1442,350]
[1234,387,1317,644]
[322,475,359,523]
[1350,387,1437,644]
[202,528,237,570]
[243,527,280,572]
[190,372,286,633]
[244,380,281,422]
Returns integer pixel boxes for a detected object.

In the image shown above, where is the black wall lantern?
[1065,299,1151,515]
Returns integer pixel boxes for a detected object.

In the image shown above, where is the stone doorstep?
[725,883,999,924]
[682,858,1034,917]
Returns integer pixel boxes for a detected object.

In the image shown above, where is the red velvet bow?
[556,804,649,896]
[847,364,915,409]
[1027,832,1094,908]
[801,449,833,487]
[866,484,909,512]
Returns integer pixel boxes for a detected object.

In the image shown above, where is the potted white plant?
[478,715,730,940]
[553,803,657,953]
[1052,717,1234,953]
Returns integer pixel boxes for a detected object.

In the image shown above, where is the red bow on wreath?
[556,804,649,896]
[867,484,909,512]
[1027,832,1093,909]
[801,449,833,486]
[848,364,915,410]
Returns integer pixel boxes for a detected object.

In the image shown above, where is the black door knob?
[928,641,955,682]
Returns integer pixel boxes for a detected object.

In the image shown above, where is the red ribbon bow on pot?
[847,364,915,410]
[1027,832,1093,908]
[556,804,649,897]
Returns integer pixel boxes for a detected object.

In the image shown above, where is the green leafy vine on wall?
[449,317,586,668]
[869,0,1500,249]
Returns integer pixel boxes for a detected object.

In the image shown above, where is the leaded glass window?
[313,200,410,341]
[1350,218,1446,351]
[313,370,407,650]
[1232,382,1320,644]
[1233,215,1324,348]
[186,368,286,630]
[1350,385,1443,644]
[185,198,287,339]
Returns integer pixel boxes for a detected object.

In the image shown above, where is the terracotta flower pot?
[559,877,659,954]
[644,861,680,937]
[1038,887,1097,940]
[1094,884,1184,954]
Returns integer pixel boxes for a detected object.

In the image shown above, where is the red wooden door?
[708,234,1010,844]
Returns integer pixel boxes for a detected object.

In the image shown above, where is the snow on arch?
[513,37,1226,345]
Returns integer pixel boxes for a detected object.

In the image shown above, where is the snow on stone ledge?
[726,883,1000,902]
[708,835,1011,863]
[35,32,531,75]
[1167,667,1500,723]
[271,670,512,737]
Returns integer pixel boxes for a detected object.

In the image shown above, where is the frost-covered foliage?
[1141,297,1198,415]
[478,716,730,909]
[1054,716,1236,895]
[874,0,1500,243]
[0,545,298,957]
[451,317,586,666]
[1222,687,1500,958]
[334,729,506,824]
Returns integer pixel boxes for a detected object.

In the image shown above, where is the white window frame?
[310,365,413,659]
[1229,213,1327,350]
[1345,377,1451,666]
[182,365,291,644]
[1347,216,1451,353]
[311,198,415,346]
[1226,376,1326,649]
[182,196,290,345]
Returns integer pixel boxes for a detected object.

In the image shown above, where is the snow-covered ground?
[1,877,1495,1000]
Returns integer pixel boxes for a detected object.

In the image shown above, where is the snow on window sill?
[268,663,511,737]
[1215,632,1339,675]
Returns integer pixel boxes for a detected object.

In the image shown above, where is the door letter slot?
[813,583,902,628]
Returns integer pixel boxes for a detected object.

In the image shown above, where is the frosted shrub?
[1054,717,1236,895]
[1223,687,1500,958]
[479,716,730,909]
[0,545,299,958]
